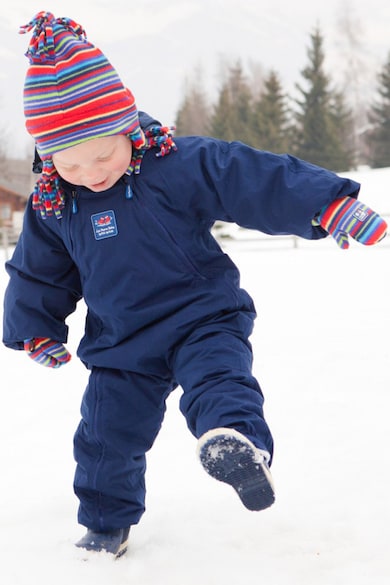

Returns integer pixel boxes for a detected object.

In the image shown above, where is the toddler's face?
[52,135,133,191]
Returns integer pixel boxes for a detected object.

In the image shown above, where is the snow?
[1,167,390,584]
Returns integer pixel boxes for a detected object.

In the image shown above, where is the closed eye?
[61,164,79,171]
[97,150,115,162]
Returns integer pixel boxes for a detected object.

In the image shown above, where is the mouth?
[89,179,108,191]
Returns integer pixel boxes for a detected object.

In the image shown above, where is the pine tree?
[368,52,390,168]
[293,27,354,171]
[329,91,355,171]
[208,85,234,140]
[252,70,292,152]
[175,68,211,136]
[209,62,256,144]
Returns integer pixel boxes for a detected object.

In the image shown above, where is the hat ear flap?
[31,158,65,219]
[128,125,177,175]
[129,127,146,151]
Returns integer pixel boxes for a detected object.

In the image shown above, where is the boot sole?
[198,429,275,511]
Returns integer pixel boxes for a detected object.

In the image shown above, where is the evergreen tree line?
[174,27,390,172]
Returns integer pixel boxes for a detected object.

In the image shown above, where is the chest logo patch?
[91,210,118,240]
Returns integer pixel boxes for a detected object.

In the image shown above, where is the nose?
[80,166,105,186]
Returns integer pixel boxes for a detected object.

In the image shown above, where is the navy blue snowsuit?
[2,136,360,530]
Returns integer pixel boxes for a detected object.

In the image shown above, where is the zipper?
[64,190,79,256]
[70,177,130,213]
[71,190,78,214]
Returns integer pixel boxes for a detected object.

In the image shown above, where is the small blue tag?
[91,210,118,240]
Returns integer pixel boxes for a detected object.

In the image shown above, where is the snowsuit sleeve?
[2,200,82,349]
[153,137,361,240]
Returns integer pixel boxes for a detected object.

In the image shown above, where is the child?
[2,12,387,558]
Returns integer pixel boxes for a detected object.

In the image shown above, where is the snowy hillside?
[1,167,390,584]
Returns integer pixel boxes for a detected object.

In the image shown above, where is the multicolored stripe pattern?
[31,157,65,219]
[20,11,144,157]
[318,195,387,249]
[19,12,178,220]
[130,125,177,174]
[24,337,72,368]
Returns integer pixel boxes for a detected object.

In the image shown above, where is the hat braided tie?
[31,159,65,219]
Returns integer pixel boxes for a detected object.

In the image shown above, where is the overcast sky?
[1,0,390,156]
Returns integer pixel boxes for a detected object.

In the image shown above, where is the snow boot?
[197,428,275,511]
[75,526,130,558]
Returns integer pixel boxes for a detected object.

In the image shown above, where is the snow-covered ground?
[1,167,390,584]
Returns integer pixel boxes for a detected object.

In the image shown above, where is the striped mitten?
[24,337,71,368]
[317,196,387,249]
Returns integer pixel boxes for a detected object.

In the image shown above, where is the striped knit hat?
[19,12,174,219]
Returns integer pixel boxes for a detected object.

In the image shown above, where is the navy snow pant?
[73,310,273,531]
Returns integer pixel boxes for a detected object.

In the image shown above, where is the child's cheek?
[57,169,76,182]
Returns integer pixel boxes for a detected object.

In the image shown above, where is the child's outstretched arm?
[315,195,387,249]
